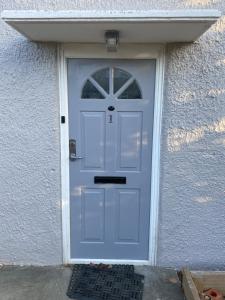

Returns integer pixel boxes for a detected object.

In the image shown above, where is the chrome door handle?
[69,139,83,161]
[70,154,83,160]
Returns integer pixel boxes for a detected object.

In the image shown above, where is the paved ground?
[0,265,185,300]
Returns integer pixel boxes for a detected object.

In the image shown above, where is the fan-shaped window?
[81,80,105,99]
[81,67,142,99]
[118,80,142,99]
[92,68,109,93]
[113,68,132,93]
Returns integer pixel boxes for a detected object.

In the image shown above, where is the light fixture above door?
[105,30,120,52]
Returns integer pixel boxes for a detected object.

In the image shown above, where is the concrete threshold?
[0,265,184,300]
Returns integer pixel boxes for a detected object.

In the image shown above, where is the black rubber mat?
[67,264,144,300]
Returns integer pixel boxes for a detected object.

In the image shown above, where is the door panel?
[68,59,156,260]
[116,189,140,242]
[117,112,142,170]
[81,188,105,242]
[81,112,105,170]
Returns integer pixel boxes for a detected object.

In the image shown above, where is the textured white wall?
[0,0,225,267]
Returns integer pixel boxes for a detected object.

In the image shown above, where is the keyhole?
[109,115,112,123]
[108,106,115,111]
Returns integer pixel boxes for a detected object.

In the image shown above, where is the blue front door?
[68,59,156,260]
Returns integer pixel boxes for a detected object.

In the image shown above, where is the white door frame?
[58,43,165,265]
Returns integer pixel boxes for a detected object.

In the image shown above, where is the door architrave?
[58,43,165,265]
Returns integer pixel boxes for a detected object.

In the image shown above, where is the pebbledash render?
[0,0,224,269]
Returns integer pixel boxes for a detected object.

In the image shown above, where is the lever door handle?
[69,139,83,161]
[70,154,83,160]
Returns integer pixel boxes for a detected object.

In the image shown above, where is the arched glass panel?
[118,80,142,99]
[81,80,105,99]
[81,67,142,99]
[113,68,131,93]
[92,68,110,93]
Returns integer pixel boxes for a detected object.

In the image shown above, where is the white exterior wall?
[0,0,225,268]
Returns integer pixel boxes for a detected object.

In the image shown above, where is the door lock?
[69,139,83,161]
[108,106,115,111]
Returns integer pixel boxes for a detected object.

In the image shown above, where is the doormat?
[67,264,144,300]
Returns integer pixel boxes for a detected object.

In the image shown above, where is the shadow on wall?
[158,9,225,269]
[166,114,225,205]
[163,33,225,199]
[158,27,225,269]
[168,116,225,152]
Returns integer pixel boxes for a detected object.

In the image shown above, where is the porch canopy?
[1,10,221,43]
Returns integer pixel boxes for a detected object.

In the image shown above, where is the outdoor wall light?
[105,30,120,52]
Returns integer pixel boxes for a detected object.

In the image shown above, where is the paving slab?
[135,266,184,300]
[0,265,184,300]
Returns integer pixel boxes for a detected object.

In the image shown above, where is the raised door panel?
[115,189,140,243]
[117,112,142,171]
[81,112,105,170]
[81,188,105,242]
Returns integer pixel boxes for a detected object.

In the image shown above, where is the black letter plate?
[94,176,126,184]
